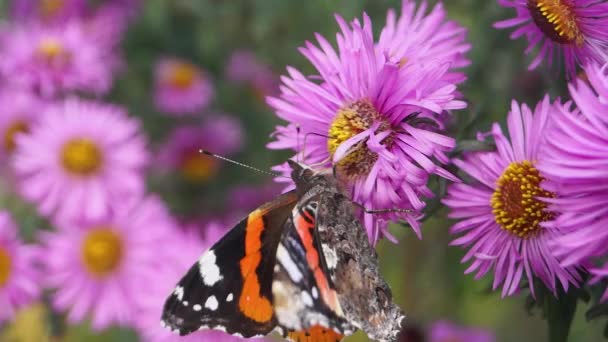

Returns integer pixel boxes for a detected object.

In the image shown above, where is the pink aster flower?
[13,98,149,222]
[268,2,468,242]
[0,211,41,323]
[226,50,279,98]
[11,0,87,23]
[157,115,243,184]
[0,88,42,160]
[442,96,582,297]
[41,195,177,330]
[537,62,608,300]
[154,57,214,115]
[377,0,471,83]
[428,321,495,342]
[0,21,120,97]
[494,0,608,77]
[135,222,259,342]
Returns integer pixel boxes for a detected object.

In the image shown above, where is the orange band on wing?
[239,210,273,323]
[295,212,340,312]
[287,325,344,342]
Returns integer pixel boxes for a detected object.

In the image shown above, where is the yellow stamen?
[81,228,123,278]
[4,121,29,153]
[61,138,103,176]
[527,0,584,46]
[0,247,12,287]
[327,100,391,178]
[491,161,555,238]
[181,153,218,183]
[169,63,198,89]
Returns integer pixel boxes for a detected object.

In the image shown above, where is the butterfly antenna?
[199,150,289,179]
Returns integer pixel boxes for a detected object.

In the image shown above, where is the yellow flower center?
[0,247,12,287]
[81,228,123,278]
[327,100,391,178]
[527,0,584,46]
[4,120,29,153]
[180,153,218,183]
[61,138,103,176]
[37,38,70,65]
[40,0,65,17]
[169,63,198,89]
[491,161,555,238]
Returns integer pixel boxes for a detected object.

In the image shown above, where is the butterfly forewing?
[162,191,298,337]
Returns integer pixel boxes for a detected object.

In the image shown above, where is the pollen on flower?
[41,0,65,17]
[169,63,198,89]
[180,153,218,183]
[0,247,12,287]
[327,100,392,178]
[491,161,555,238]
[4,121,29,153]
[61,138,103,176]
[527,0,584,46]
[81,227,123,277]
[37,38,70,64]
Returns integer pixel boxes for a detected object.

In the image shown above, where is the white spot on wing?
[205,295,219,311]
[174,286,184,301]
[226,293,233,302]
[322,243,338,270]
[312,287,318,299]
[301,291,313,306]
[276,244,303,282]
[182,301,188,306]
[198,250,223,286]
[193,304,202,311]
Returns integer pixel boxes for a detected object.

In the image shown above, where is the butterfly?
[161,160,404,341]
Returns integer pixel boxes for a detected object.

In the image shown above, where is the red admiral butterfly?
[161,160,404,341]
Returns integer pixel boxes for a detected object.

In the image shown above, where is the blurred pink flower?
[135,222,260,342]
[268,0,468,243]
[0,88,42,160]
[13,98,149,222]
[226,50,279,97]
[494,0,608,76]
[154,58,214,115]
[429,321,495,342]
[0,211,41,323]
[41,195,177,331]
[11,0,87,23]
[442,96,581,297]
[538,62,608,300]
[225,182,283,221]
[157,115,243,184]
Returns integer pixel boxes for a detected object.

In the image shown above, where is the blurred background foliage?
[1,0,605,341]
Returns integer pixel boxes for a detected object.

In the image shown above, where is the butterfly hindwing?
[286,325,345,342]
[273,199,352,338]
[162,191,298,337]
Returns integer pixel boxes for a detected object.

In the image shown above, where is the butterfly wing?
[273,199,353,339]
[286,325,344,342]
[162,191,298,337]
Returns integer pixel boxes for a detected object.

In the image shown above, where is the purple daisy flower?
[268,2,468,242]
[537,62,608,300]
[442,96,581,297]
[0,21,120,97]
[157,115,243,184]
[41,195,177,331]
[11,0,87,23]
[0,88,42,160]
[13,98,149,222]
[428,321,495,342]
[154,57,214,115]
[135,222,261,342]
[494,0,608,77]
[226,50,279,98]
[377,0,471,82]
[0,211,41,323]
